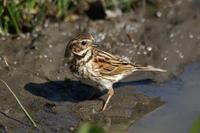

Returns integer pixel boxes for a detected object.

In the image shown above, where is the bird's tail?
[132,64,167,72]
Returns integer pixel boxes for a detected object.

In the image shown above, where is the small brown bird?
[65,34,166,111]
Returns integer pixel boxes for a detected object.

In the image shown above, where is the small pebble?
[49,44,53,48]
[143,51,147,55]
[55,128,60,132]
[1,37,6,41]
[92,108,97,114]
[175,49,179,53]
[176,0,182,5]
[32,33,38,38]
[35,27,41,32]
[128,50,133,54]
[141,18,145,23]
[20,34,26,39]
[35,46,39,50]
[30,51,34,55]
[147,46,152,52]
[4,109,10,114]
[36,72,40,76]
[189,33,194,39]
[44,55,48,58]
[164,57,168,61]
[170,33,174,38]
[17,36,21,40]
[64,63,68,67]
[13,61,17,65]
[69,127,75,131]
[26,33,30,37]
[179,53,184,59]
[97,33,106,42]
[156,11,162,17]
[39,55,43,59]
[133,44,138,48]
[61,32,67,36]
[44,22,49,28]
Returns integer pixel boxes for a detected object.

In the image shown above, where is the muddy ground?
[0,0,200,133]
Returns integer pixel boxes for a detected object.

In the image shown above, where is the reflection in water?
[129,62,200,133]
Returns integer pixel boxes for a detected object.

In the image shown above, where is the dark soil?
[0,0,200,132]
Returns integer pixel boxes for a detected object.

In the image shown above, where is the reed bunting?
[65,34,166,111]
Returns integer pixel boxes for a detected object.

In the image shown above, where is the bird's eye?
[81,41,87,45]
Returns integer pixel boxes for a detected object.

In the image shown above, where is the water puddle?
[129,62,200,133]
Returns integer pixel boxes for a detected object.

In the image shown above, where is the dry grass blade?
[0,79,38,128]
[2,56,9,67]
[3,0,7,6]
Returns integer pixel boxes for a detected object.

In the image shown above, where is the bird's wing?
[92,48,133,76]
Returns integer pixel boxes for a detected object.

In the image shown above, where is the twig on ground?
[0,79,38,128]
[2,56,9,68]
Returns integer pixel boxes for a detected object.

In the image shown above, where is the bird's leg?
[102,87,114,111]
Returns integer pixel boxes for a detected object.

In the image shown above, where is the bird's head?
[65,34,95,57]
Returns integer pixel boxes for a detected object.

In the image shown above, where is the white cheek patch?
[73,47,90,56]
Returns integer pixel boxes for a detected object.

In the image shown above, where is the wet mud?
[0,0,200,132]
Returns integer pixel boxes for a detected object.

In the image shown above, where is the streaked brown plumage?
[65,34,166,111]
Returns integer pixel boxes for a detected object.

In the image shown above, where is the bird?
[64,34,166,111]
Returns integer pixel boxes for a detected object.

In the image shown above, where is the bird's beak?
[92,45,96,47]
[92,43,99,47]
